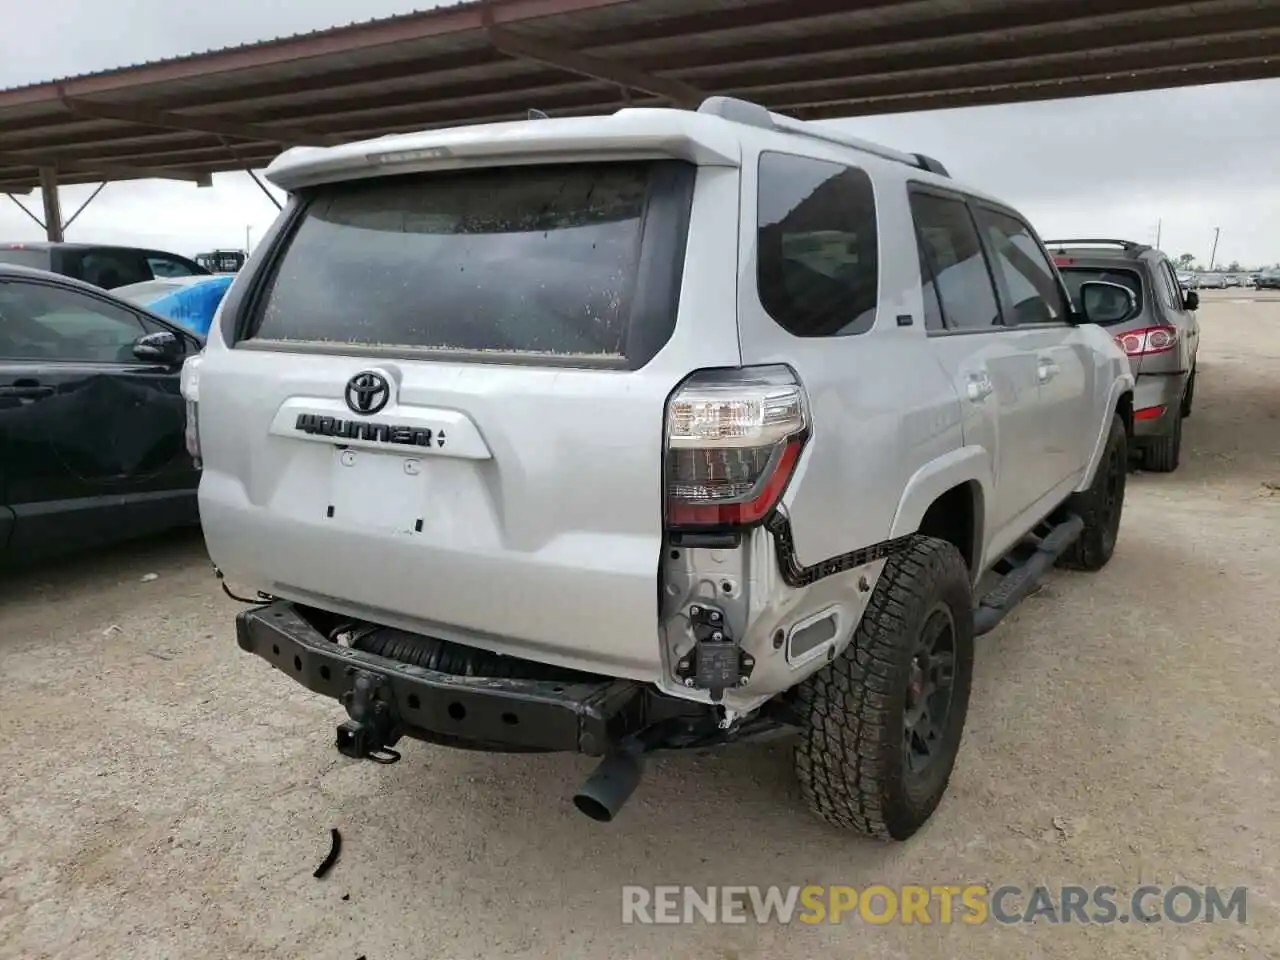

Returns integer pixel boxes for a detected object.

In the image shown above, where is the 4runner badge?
[345,371,391,415]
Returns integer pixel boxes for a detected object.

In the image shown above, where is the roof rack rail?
[1043,239,1151,252]
[697,96,950,178]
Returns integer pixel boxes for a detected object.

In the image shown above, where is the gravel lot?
[2,294,1277,960]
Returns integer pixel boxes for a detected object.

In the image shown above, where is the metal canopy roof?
[1,0,1278,192]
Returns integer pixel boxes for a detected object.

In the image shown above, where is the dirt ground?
[2,293,1277,960]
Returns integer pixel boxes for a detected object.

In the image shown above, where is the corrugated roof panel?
[0,0,1267,193]
[0,3,486,94]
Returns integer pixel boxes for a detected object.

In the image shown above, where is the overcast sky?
[2,0,1278,267]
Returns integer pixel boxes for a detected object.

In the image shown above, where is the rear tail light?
[1116,326,1178,357]
[664,365,809,529]
[180,354,203,467]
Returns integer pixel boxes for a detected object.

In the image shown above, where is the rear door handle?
[1037,358,1060,383]
[966,373,994,402]
[0,383,54,399]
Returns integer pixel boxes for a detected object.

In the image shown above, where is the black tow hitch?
[335,668,403,764]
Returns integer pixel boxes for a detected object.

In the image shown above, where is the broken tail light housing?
[1116,326,1178,357]
[664,365,809,529]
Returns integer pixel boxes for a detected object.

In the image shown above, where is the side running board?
[973,514,1084,636]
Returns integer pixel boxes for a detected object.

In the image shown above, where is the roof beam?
[0,0,636,108]
[792,59,1279,119]
[0,149,211,186]
[746,35,1280,107]
[482,11,703,107]
[58,95,342,146]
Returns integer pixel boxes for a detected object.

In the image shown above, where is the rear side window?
[247,161,694,367]
[1059,267,1144,325]
[756,152,879,337]
[1153,260,1184,313]
[973,207,1067,324]
[74,249,150,289]
[910,192,1001,331]
[0,248,50,270]
[147,254,201,278]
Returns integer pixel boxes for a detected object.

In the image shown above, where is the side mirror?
[133,330,183,365]
[1077,280,1137,325]
[1184,291,1200,311]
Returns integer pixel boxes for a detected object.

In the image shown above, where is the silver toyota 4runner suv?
[185,97,1135,841]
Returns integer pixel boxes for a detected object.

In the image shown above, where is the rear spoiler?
[265,110,741,192]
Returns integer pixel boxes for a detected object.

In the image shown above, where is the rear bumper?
[1132,373,1185,438]
[201,470,666,682]
[235,600,649,756]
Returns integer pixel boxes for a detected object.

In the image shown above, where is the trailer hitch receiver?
[335,668,402,764]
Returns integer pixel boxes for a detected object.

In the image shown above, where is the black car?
[0,242,210,290]
[0,264,203,563]
[1255,270,1280,291]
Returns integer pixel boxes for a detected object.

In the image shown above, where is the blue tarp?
[145,275,235,336]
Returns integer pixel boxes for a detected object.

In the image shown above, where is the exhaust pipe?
[573,745,645,822]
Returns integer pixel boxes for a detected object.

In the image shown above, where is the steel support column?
[38,166,63,242]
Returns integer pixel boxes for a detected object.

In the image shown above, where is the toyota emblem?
[344,371,391,415]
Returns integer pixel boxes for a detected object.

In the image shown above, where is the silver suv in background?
[1047,240,1200,472]
[187,98,1135,841]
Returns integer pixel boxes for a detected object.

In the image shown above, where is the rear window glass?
[0,248,50,270]
[249,162,684,362]
[756,152,879,337]
[1059,267,1144,324]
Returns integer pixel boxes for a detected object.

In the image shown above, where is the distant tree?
[1228,261,1242,272]
[1177,253,1196,268]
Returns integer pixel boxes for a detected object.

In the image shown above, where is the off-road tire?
[1138,407,1181,473]
[792,536,974,841]
[1058,413,1128,571]
[1180,368,1196,418]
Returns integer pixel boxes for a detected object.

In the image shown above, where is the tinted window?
[76,250,150,289]
[756,152,878,337]
[0,282,147,362]
[1160,261,1187,311]
[910,192,1001,331]
[1151,261,1179,310]
[0,248,50,270]
[1059,267,1144,325]
[147,254,198,278]
[917,239,945,332]
[250,161,689,363]
[975,208,1067,324]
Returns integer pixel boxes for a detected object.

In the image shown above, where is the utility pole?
[245,224,252,252]
[1155,218,1161,249]
[1208,227,1220,271]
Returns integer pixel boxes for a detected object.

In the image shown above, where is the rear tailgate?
[198,157,742,681]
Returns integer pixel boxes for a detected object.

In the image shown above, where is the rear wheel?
[792,536,974,840]
[1139,408,1182,473]
[1058,413,1127,571]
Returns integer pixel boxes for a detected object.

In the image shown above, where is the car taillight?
[664,365,809,530]
[1115,326,1178,357]
[180,353,203,467]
